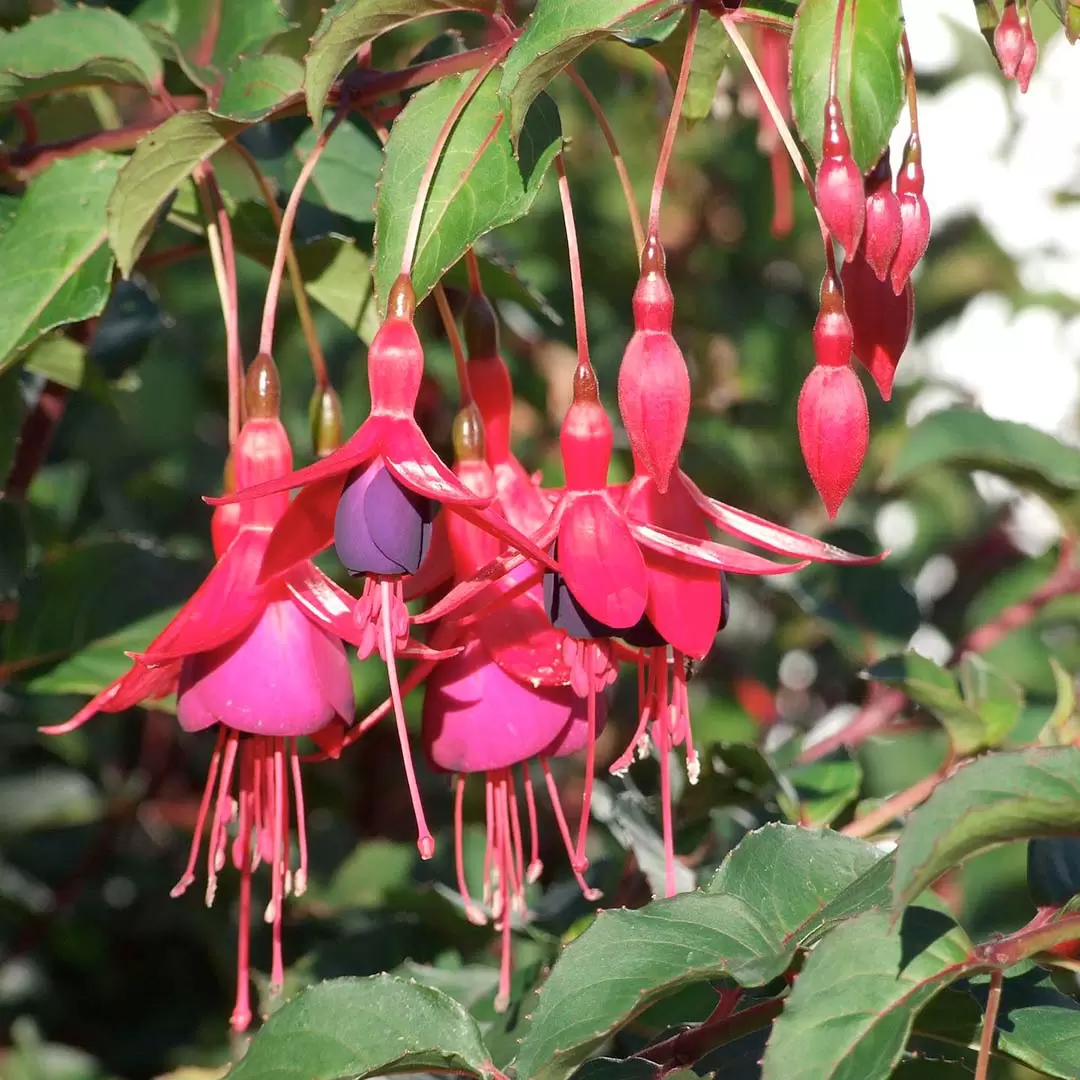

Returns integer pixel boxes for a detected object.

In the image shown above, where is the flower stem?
[399,43,510,278]
[465,247,484,293]
[230,142,330,389]
[433,282,472,404]
[829,0,849,101]
[258,102,350,359]
[974,969,1003,1080]
[554,154,592,372]
[647,4,700,241]
[193,164,242,444]
[567,66,644,254]
[901,30,919,132]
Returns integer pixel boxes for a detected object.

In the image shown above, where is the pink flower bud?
[815,97,866,260]
[797,363,869,518]
[995,4,1026,79]
[842,252,914,400]
[617,236,689,494]
[1017,15,1038,92]
[812,271,854,368]
[890,135,931,295]
[863,152,902,282]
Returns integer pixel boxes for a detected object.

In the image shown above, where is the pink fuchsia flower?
[210,276,556,860]
[42,356,369,1032]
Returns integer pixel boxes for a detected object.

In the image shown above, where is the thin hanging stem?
[722,18,832,248]
[566,66,645,254]
[259,102,350,358]
[433,283,472,404]
[193,165,242,443]
[230,142,330,389]
[465,247,483,294]
[554,154,591,370]
[647,4,700,240]
[974,969,1003,1080]
[900,30,919,132]
[828,0,849,100]
[399,45,509,278]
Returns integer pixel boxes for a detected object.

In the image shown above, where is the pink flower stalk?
[210,276,557,861]
[41,356,372,1032]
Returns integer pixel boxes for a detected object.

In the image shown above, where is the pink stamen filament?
[541,758,601,902]
[232,743,254,1032]
[289,740,309,896]
[171,726,226,898]
[483,774,496,909]
[522,765,542,883]
[455,774,487,925]
[206,731,240,905]
[655,710,677,899]
[573,662,599,873]
[508,773,526,904]
[380,579,435,859]
[269,738,287,991]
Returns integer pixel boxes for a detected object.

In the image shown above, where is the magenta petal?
[259,474,346,583]
[383,419,488,506]
[176,597,354,737]
[422,635,577,773]
[631,521,807,575]
[136,528,271,665]
[542,688,608,758]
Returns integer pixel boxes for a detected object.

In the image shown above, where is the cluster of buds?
[995,1,1039,92]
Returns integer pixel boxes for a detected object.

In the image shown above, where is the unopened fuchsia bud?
[798,273,868,518]
[812,270,854,368]
[890,134,931,296]
[842,252,914,401]
[863,151,902,282]
[1016,8,1038,93]
[617,235,690,494]
[309,384,344,458]
[815,96,866,261]
[995,2,1026,79]
[1067,0,1080,46]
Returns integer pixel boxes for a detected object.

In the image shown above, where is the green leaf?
[1040,659,1080,746]
[988,978,1080,1079]
[865,652,1022,755]
[214,54,304,122]
[789,0,904,172]
[892,746,1080,911]
[133,0,292,89]
[569,1060,658,1080]
[884,408,1080,493]
[650,11,733,123]
[26,605,182,705]
[500,0,676,138]
[304,0,499,123]
[0,153,123,370]
[226,974,497,1080]
[0,371,21,484]
[283,120,383,227]
[373,69,561,311]
[23,336,86,391]
[107,112,245,278]
[761,908,975,1080]
[0,7,162,107]
[515,826,884,1080]
[779,756,863,826]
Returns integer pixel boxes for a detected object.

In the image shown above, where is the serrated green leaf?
[373,69,561,311]
[0,7,162,107]
[0,152,123,370]
[650,11,733,123]
[133,0,291,90]
[26,605,182,705]
[790,0,904,171]
[892,746,1080,910]
[214,54,304,122]
[304,0,498,123]
[884,408,1080,493]
[779,756,863,826]
[761,908,975,1080]
[499,0,677,137]
[226,975,496,1080]
[107,112,245,278]
[515,826,884,1080]
[285,120,382,227]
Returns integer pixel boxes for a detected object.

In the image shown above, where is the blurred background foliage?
[1,1,1078,1078]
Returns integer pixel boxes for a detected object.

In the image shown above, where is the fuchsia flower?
[41,356,374,1032]
[211,275,556,860]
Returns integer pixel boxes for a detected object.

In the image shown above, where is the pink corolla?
[41,356,369,1032]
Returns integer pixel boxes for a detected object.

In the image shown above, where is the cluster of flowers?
[995,0,1040,92]
[45,247,884,1028]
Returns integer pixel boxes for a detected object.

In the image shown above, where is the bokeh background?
[2,1,1079,1077]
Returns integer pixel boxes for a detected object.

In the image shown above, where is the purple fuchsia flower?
[41,356,379,1032]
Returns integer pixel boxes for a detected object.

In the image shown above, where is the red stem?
[647,4,700,240]
[828,0,849,101]
[974,969,1002,1080]
[554,154,591,371]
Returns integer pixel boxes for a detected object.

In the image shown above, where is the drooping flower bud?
[812,270,854,368]
[1016,10,1038,92]
[334,460,435,576]
[797,363,869,518]
[309,385,344,458]
[994,3,1026,79]
[890,134,931,296]
[616,235,690,494]
[863,151,902,282]
[368,274,423,414]
[815,96,866,261]
[842,252,914,401]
